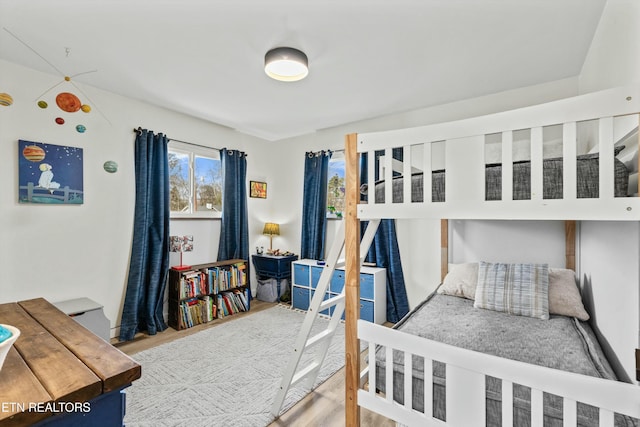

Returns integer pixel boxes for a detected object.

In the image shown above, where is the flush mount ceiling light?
[264,47,309,82]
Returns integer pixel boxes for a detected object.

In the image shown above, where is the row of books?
[179,295,217,329]
[177,263,247,299]
[178,271,211,299]
[211,263,247,292]
[217,289,249,318]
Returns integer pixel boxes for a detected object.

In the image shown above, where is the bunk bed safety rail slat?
[358,320,640,427]
[357,85,640,221]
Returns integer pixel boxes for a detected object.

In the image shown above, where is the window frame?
[168,141,222,220]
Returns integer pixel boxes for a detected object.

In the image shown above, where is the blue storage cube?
[292,287,310,311]
[360,300,375,322]
[330,270,345,293]
[360,274,375,300]
[311,266,324,289]
[293,264,310,286]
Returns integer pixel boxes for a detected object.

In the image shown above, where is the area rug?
[124,305,347,427]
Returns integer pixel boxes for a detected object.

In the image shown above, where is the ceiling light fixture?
[264,47,309,82]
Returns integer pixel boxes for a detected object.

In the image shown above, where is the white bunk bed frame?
[343,86,640,426]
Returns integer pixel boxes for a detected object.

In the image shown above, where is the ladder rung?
[319,294,345,311]
[335,261,346,269]
[291,361,321,387]
[305,329,333,350]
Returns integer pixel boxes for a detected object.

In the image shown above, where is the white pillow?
[548,268,590,321]
[437,263,478,300]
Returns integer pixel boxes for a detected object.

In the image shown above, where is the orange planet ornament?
[56,92,81,112]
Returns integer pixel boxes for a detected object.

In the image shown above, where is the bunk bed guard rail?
[356,85,640,221]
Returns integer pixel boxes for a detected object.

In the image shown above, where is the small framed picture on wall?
[250,181,267,199]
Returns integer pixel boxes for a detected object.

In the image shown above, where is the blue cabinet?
[291,259,387,324]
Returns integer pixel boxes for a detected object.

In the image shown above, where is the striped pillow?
[474,262,550,320]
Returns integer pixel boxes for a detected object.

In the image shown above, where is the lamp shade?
[263,222,280,236]
[264,47,308,82]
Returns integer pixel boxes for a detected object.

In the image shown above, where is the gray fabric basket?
[256,278,278,302]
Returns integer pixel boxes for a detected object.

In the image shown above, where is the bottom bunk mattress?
[374,292,637,427]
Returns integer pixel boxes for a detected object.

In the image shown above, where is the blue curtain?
[301,150,331,260]
[120,129,170,341]
[217,148,249,262]
[360,154,410,323]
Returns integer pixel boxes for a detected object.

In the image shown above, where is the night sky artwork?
[18,140,84,204]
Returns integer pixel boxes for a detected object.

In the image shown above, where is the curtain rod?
[133,128,221,152]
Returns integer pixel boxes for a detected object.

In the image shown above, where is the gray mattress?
[374,293,638,427]
[369,154,629,203]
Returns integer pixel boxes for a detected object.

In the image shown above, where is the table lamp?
[262,222,280,251]
[170,235,193,270]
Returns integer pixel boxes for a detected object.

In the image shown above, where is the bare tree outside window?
[169,146,222,218]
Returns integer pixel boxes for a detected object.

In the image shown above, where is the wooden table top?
[0,298,141,427]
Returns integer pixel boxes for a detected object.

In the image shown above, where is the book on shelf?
[179,295,217,328]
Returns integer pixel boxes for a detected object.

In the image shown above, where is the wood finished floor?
[114,300,394,427]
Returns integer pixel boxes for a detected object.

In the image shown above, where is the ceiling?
[0,0,607,141]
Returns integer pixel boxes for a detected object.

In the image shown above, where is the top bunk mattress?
[368,153,630,203]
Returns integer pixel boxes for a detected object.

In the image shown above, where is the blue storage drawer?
[311,266,324,289]
[330,270,345,293]
[360,300,374,322]
[360,274,375,300]
[293,264,310,286]
[340,300,373,321]
[292,286,310,311]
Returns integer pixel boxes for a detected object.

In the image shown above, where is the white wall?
[579,0,640,93]
[0,59,269,338]
[450,220,566,267]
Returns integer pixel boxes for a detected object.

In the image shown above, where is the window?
[327,153,345,218]
[168,142,222,218]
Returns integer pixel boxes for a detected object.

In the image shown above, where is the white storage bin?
[53,298,110,341]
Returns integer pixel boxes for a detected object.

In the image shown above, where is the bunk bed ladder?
[271,219,381,417]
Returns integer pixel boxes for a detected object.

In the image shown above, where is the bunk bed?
[342,86,640,427]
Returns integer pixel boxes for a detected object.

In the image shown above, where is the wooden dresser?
[0,298,141,427]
